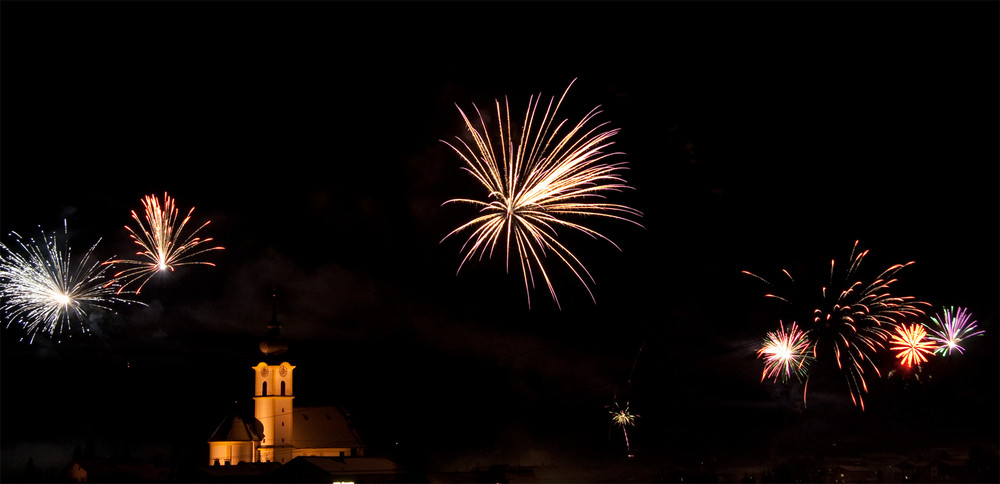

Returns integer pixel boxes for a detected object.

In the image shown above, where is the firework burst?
[757,320,812,383]
[927,306,984,356]
[106,192,223,294]
[0,222,141,342]
[609,400,639,453]
[744,240,929,410]
[889,322,936,368]
[441,79,643,309]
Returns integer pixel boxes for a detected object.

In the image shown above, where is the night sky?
[2,1,998,480]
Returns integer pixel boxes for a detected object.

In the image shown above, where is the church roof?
[208,412,264,442]
[292,406,364,449]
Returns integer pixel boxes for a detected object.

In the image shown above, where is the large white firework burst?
[0,222,141,342]
[441,79,643,309]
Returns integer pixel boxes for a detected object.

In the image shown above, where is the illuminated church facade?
[207,307,365,466]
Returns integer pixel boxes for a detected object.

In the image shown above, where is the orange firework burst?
[889,323,936,368]
[441,79,643,309]
[106,192,223,294]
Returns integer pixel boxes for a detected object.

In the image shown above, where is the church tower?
[253,295,295,464]
[208,292,369,468]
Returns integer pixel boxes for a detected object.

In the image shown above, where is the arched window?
[280,380,286,396]
[262,381,268,396]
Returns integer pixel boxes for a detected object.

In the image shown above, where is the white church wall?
[208,441,254,466]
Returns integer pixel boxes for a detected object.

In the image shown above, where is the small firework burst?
[927,306,984,356]
[889,323,936,369]
[757,320,812,383]
[106,192,223,294]
[0,222,141,342]
[609,400,639,453]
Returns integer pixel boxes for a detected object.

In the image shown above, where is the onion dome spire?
[259,288,288,356]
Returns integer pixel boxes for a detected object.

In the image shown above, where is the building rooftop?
[292,406,365,450]
[208,410,264,442]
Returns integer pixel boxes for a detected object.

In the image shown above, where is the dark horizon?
[2,1,998,482]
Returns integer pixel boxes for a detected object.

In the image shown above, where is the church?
[207,305,366,466]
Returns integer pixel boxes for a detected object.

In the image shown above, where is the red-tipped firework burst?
[106,192,223,294]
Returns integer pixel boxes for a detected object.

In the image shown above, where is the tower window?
[281,380,286,395]
[262,381,267,396]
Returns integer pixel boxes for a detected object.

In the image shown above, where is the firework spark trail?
[757,320,812,383]
[0,222,142,343]
[744,240,929,410]
[441,79,643,309]
[889,322,936,368]
[609,400,639,453]
[627,341,645,385]
[106,192,223,294]
[927,306,984,356]
[814,243,928,409]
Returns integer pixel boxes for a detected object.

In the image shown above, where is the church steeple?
[252,289,295,464]
[210,290,370,467]
[259,289,288,356]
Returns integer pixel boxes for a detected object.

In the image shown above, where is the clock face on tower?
[260,367,269,378]
[279,366,288,377]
